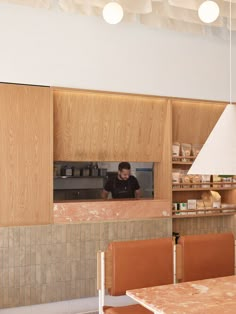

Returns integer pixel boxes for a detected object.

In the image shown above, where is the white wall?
[0,3,235,101]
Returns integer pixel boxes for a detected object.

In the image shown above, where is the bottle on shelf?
[88,162,93,176]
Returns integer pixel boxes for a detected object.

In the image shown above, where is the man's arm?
[101,189,109,199]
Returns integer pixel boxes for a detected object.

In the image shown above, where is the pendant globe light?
[189,0,236,175]
[198,1,220,23]
[103,1,124,25]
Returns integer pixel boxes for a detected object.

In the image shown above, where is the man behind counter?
[101,162,141,199]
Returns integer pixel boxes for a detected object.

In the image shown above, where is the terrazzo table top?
[126,275,236,313]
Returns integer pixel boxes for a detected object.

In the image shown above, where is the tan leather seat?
[104,304,152,313]
[178,232,235,282]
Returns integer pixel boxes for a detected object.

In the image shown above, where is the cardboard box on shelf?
[187,199,197,210]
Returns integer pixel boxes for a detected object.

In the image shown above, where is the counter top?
[54,199,171,223]
[126,275,236,314]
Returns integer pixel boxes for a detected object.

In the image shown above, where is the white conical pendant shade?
[188,104,236,175]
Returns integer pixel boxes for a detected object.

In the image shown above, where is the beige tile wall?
[1,215,235,309]
[0,218,172,308]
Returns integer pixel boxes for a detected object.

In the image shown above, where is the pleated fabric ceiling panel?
[1,0,236,37]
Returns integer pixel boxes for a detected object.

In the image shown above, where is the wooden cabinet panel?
[172,99,225,144]
[0,83,53,226]
[54,89,168,162]
[154,100,172,200]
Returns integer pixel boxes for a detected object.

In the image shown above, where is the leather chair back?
[178,232,235,282]
[106,238,174,296]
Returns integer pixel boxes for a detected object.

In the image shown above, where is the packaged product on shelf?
[201,190,221,212]
[212,175,222,188]
[180,169,192,188]
[221,176,233,188]
[201,191,213,208]
[191,143,203,157]
[172,203,180,215]
[221,203,236,212]
[192,174,201,188]
[179,202,187,214]
[212,201,221,208]
[196,200,205,214]
[187,199,197,210]
[233,175,236,188]
[172,142,180,160]
[172,169,181,188]
[173,203,178,210]
[211,191,221,209]
[181,143,191,162]
[196,199,204,209]
[201,174,211,188]
[182,174,191,188]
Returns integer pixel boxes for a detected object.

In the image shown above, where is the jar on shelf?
[61,165,73,176]
[91,162,99,176]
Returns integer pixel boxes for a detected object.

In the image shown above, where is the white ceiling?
[1,0,236,39]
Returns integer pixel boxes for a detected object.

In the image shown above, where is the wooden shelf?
[172,161,193,165]
[173,187,236,191]
[172,156,196,160]
[173,182,235,186]
[172,156,195,165]
[172,207,236,219]
[172,212,236,218]
[172,182,236,191]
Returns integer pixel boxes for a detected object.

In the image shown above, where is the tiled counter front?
[0,218,172,308]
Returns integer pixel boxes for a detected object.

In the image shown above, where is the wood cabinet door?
[0,83,53,226]
[172,99,225,144]
[54,89,169,162]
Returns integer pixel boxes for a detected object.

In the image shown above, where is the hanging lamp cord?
[229,0,232,105]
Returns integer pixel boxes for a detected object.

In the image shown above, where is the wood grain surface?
[172,98,225,144]
[0,83,53,226]
[155,99,172,200]
[53,89,168,162]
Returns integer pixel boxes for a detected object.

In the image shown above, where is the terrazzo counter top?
[126,275,236,313]
[54,199,171,223]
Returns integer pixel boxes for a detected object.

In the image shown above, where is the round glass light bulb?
[102,2,124,25]
[198,1,220,23]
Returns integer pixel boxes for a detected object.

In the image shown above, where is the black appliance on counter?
[53,176,106,201]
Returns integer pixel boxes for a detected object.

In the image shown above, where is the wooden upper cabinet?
[172,99,226,144]
[54,89,169,162]
[0,83,53,226]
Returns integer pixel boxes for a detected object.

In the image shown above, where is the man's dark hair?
[118,162,131,171]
